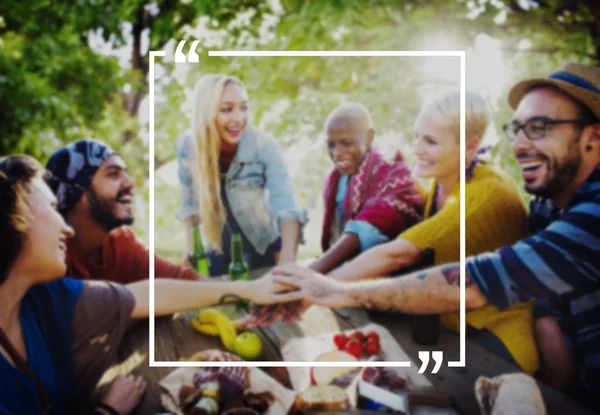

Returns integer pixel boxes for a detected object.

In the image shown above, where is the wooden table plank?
[260,304,357,346]
[108,300,291,414]
[167,309,228,360]
[96,317,181,415]
[162,304,289,386]
[368,311,595,415]
[106,266,593,415]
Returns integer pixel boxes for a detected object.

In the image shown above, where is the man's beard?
[87,187,134,232]
[525,134,583,199]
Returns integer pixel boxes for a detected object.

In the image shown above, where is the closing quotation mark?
[417,351,443,374]
[174,40,200,63]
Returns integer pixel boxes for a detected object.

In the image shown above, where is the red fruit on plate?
[349,331,365,343]
[361,367,382,384]
[366,331,380,344]
[345,339,363,358]
[333,334,349,350]
[365,338,381,356]
[381,369,406,389]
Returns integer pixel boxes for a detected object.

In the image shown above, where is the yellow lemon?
[232,332,263,360]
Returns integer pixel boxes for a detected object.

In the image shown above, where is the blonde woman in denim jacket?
[176,74,308,276]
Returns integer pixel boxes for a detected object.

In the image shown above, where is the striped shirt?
[468,165,600,391]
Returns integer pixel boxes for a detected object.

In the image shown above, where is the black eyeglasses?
[502,116,590,142]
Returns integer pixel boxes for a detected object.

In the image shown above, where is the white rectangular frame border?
[148,50,467,368]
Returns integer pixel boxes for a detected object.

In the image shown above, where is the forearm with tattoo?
[344,262,484,314]
[441,264,474,287]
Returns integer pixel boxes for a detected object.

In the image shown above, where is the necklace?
[0,325,52,413]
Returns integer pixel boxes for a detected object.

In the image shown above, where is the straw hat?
[508,63,600,120]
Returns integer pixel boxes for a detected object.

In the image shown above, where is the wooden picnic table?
[104,267,595,415]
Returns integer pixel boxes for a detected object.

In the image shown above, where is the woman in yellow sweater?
[321,89,538,374]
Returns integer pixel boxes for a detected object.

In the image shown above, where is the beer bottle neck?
[231,235,244,263]
[192,226,205,253]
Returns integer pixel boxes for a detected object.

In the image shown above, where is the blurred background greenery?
[1,0,598,263]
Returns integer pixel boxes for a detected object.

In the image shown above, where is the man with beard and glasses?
[46,139,202,283]
[265,63,600,412]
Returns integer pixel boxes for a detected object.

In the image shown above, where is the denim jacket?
[175,126,308,255]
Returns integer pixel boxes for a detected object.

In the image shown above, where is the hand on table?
[101,374,147,415]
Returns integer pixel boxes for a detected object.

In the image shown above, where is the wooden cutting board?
[280,323,458,415]
[158,350,296,414]
[280,323,431,391]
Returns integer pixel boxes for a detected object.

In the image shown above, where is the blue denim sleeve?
[344,220,390,252]
[175,132,199,221]
[336,175,348,224]
[262,138,308,231]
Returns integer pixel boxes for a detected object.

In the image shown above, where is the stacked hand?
[238,264,348,329]
[270,264,349,307]
[237,302,304,329]
[245,268,299,305]
[238,266,305,328]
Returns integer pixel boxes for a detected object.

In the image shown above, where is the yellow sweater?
[401,164,538,374]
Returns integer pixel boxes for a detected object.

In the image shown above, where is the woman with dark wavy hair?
[0,155,289,415]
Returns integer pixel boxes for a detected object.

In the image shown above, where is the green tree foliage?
[3,0,598,160]
[489,0,600,65]
[0,0,264,160]
[0,12,123,158]
[295,0,600,64]
[2,1,598,259]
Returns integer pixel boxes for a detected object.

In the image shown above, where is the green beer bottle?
[228,233,249,281]
[190,226,210,276]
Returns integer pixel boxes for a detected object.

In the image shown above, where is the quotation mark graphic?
[417,351,443,374]
[175,40,200,63]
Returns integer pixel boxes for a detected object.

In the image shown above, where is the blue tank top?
[0,278,83,415]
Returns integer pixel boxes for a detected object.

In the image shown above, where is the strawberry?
[349,330,365,343]
[365,338,381,356]
[366,331,380,344]
[345,339,363,359]
[333,333,349,350]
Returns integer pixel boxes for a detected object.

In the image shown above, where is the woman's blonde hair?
[191,74,245,252]
[418,89,491,142]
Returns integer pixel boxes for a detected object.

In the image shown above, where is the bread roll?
[295,385,350,412]
[475,373,546,415]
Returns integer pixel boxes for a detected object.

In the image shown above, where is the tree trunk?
[123,5,148,143]
[583,0,600,65]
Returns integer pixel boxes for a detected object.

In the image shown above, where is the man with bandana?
[46,139,201,283]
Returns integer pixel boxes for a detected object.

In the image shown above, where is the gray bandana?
[46,139,114,213]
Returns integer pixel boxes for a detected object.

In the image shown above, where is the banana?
[195,308,238,350]
[213,313,238,351]
[197,308,228,324]
[191,318,219,336]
